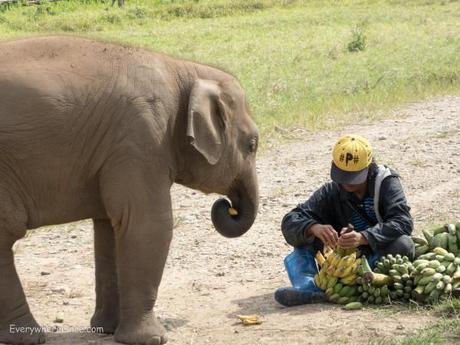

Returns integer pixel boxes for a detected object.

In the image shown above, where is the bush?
[347,24,367,52]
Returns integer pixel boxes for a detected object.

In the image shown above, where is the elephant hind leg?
[90,218,119,334]
[0,231,45,345]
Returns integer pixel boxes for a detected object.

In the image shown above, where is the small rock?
[41,271,50,276]
[54,315,64,324]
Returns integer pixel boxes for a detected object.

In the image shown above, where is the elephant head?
[176,76,259,238]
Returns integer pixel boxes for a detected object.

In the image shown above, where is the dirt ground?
[8,96,460,345]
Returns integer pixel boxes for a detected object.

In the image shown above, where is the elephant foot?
[90,309,119,334]
[0,313,46,345]
[114,313,167,345]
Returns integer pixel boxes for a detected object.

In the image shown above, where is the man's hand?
[338,230,368,249]
[307,224,338,247]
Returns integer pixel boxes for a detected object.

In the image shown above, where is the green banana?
[417,252,436,261]
[338,296,350,305]
[413,259,429,267]
[433,226,447,236]
[334,283,343,294]
[436,265,446,273]
[418,276,433,286]
[424,282,437,294]
[412,236,428,246]
[427,260,441,269]
[422,229,433,243]
[436,280,445,290]
[421,267,436,276]
[447,223,456,236]
[440,233,449,249]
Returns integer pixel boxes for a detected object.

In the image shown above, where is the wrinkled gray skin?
[0,37,259,345]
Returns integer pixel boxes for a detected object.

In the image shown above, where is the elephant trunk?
[211,172,259,238]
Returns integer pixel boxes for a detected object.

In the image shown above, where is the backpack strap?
[373,165,392,223]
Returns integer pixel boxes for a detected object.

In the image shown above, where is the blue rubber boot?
[274,246,327,307]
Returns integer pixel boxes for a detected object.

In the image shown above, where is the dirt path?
[9,96,460,345]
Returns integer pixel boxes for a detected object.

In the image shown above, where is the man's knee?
[379,235,415,260]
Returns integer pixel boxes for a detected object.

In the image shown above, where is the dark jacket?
[281,164,413,252]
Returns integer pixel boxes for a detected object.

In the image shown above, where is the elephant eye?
[249,137,258,153]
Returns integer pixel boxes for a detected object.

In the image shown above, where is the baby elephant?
[0,36,259,345]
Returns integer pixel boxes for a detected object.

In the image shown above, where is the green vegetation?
[1,0,459,138]
[371,317,460,345]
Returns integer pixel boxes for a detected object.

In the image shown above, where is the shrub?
[347,24,367,52]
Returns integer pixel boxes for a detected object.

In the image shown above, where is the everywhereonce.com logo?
[9,324,103,335]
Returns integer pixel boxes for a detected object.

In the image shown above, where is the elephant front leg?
[90,219,119,334]
[0,233,45,345]
[113,211,172,345]
[100,167,173,345]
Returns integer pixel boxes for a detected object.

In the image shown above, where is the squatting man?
[275,134,415,306]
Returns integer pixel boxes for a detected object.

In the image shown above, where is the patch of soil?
[8,96,460,345]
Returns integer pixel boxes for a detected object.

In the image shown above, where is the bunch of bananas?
[413,221,460,257]
[356,256,392,305]
[411,247,460,304]
[314,247,362,304]
[387,256,415,302]
[356,280,391,305]
[325,282,359,305]
[366,254,415,302]
[374,254,409,274]
[313,220,460,307]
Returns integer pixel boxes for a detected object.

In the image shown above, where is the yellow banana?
[237,315,261,325]
[341,274,357,285]
[340,265,355,278]
[321,260,329,273]
[327,261,337,275]
[319,270,328,290]
[329,252,341,268]
[334,255,351,276]
[228,208,238,216]
[324,245,334,258]
[326,276,338,289]
[314,273,321,288]
[316,251,326,267]
[325,252,335,265]
[432,247,448,255]
[347,259,361,275]
[344,248,357,256]
[343,252,357,266]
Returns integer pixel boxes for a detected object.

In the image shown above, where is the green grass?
[1,0,460,139]
[370,317,460,345]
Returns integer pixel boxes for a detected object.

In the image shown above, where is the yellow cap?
[330,135,372,185]
[332,134,372,172]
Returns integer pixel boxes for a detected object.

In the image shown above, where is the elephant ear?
[187,79,227,165]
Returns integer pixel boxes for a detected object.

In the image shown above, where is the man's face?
[340,181,367,193]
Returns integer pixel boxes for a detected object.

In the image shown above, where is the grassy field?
[0,0,459,137]
[370,298,460,345]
